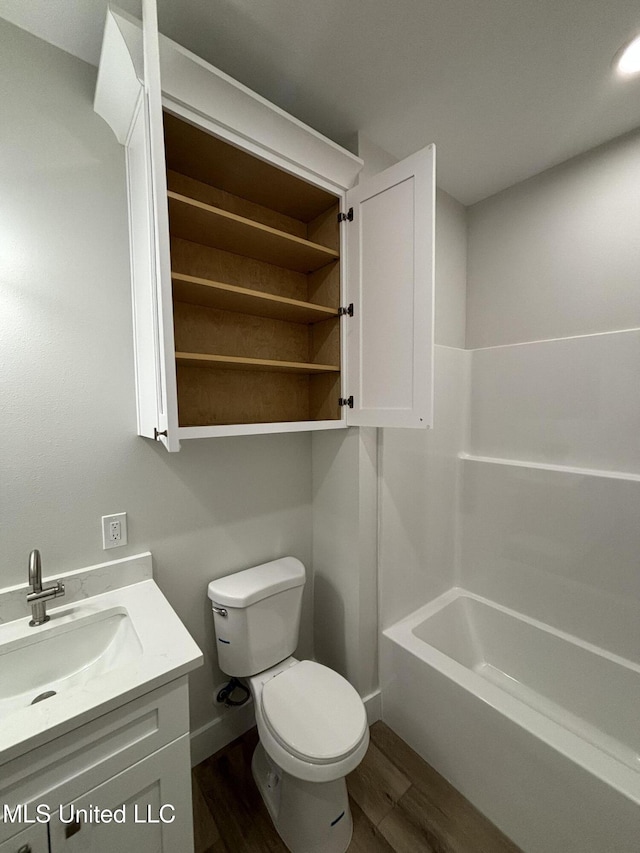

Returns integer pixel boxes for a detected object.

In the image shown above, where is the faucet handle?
[27,549,64,626]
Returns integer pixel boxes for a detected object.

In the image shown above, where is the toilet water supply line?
[217,677,251,707]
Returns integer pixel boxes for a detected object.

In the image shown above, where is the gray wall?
[0,19,313,735]
[310,135,387,701]
[435,188,466,348]
[466,130,640,348]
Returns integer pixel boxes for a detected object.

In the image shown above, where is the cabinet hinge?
[154,428,168,441]
[338,303,354,317]
[339,396,354,409]
[337,207,354,223]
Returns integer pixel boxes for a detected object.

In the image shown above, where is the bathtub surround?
[380,129,640,637]
[380,328,640,850]
[466,329,640,473]
[379,128,640,851]
[460,430,640,663]
[461,132,640,649]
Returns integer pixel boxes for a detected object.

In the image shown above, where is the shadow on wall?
[143,433,311,531]
[313,574,346,677]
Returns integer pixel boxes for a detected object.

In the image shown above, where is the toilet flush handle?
[212,606,228,617]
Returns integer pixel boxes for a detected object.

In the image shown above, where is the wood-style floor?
[192,722,522,853]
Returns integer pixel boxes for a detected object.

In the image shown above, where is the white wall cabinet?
[95,0,435,451]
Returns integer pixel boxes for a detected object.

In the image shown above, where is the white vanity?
[0,553,202,853]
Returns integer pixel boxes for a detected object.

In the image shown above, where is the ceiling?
[1,0,639,204]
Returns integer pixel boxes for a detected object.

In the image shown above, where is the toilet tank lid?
[207,557,305,608]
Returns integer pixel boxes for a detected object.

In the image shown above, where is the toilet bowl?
[249,657,368,852]
[208,557,369,853]
[251,658,369,782]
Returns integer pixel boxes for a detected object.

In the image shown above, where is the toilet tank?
[207,557,305,677]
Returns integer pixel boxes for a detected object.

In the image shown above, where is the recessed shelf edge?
[458,452,640,482]
[167,191,339,272]
[176,352,340,374]
[171,272,338,323]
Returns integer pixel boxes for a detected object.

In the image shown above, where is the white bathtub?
[381,588,640,853]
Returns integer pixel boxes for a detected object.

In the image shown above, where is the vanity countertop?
[0,554,202,765]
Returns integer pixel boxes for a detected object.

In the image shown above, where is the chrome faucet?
[27,549,65,626]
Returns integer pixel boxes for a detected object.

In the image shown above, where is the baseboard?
[363,689,382,724]
[191,688,383,767]
[190,700,256,767]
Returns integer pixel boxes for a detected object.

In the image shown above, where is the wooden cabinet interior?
[163,112,342,427]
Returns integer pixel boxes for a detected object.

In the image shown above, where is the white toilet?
[207,557,369,853]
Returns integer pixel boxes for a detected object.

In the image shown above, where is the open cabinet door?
[344,145,435,429]
[140,0,180,450]
[95,3,179,450]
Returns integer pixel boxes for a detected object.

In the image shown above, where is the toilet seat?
[260,660,368,764]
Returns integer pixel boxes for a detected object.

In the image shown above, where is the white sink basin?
[0,574,202,764]
[0,607,142,720]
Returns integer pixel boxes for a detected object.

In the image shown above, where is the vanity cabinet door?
[0,824,48,853]
[345,144,436,429]
[48,735,193,853]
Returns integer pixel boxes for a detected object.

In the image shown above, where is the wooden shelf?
[175,352,340,374]
[168,192,339,273]
[164,112,339,222]
[165,113,342,431]
[172,273,338,324]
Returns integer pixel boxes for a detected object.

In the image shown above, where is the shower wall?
[380,128,640,663]
[462,130,640,657]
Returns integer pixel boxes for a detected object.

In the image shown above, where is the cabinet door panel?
[95,4,179,448]
[0,824,48,853]
[127,99,166,442]
[345,145,435,428]
[140,0,180,450]
[0,680,189,837]
[49,736,193,853]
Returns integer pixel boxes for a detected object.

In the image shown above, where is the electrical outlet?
[102,513,128,549]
